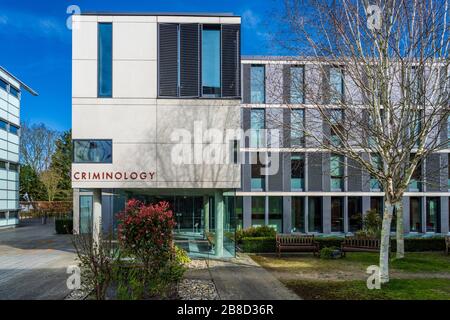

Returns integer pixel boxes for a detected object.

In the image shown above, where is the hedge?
[239,237,276,253]
[238,236,446,253]
[55,218,73,234]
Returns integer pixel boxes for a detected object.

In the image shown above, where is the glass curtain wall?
[308,197,322,233]
[426,197,440,233]
[268,196,283,232]
[331,197,344,232]
[292,196,305,233]
[410,197,422,232]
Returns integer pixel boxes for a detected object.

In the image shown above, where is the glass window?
[0,161,6,170]
[8,211,18,219]
[370,197,384,217]
[74,140,112,163]
[330,154,344,190]
[9,86,20,98]
[348,197,363,232]
[0,119,7,131]
[329,67,344,104]
[235,196,243,231]
[329,109,343,146]
[251,196,265,227]
[292,196,305,233]
[426,197,440,233]
[291,153,304,190]
[80,195,93,234]
[250,109,265,148]
[290,66,304,103]
[9,163,18,172]
[9,124,19,135]
[308,197,322,233]
[291,109,304,147]
[202,25,221,97]
[410,197,422,232]
[331,197,344,232]
[447,116,450,148]
[98,23,113,98]
[370,154,382,190]
[0,212,5,219]
[409,155,422,191]
[268,197,283,232]
[250,65,265,103]
[251,153,265,190]
[0,78,7,91]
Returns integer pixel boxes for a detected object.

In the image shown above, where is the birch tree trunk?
[379,199,394,284]
[395,201,405,259]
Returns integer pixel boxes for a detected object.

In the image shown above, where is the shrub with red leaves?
[117,199,176,272]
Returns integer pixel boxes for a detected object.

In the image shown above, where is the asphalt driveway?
[0,219,77,300]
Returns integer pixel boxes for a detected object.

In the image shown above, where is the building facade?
[71,13,449,258]
[0,66,37,228]
[238,57,450,236]
[71,13,242,257]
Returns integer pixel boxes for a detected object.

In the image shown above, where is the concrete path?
[185,253,300,300]
[0,220,76,300]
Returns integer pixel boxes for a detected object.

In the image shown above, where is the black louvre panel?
[221,24,241,98]
[159,24,178,97]
[180,24,199,97]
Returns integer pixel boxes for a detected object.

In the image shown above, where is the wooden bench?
[276,234,319,257]
[341,237,380,257]
[445,236,450,255]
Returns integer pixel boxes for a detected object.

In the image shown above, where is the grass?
[252,252,450,273]
[251,252,450,300]
[284,278,450,300]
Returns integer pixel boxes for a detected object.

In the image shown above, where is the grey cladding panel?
[242,64,251,103]
[426,153,441,192]
[347,158,362,191]
[308,152,323,191]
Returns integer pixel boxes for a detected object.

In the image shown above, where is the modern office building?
[71,13,449,258]
[0,66,37,228]
[71,13,241,257]
[239,56,449,236]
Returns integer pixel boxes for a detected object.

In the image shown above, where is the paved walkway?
[185,253,300,300]
[0,220,76,300]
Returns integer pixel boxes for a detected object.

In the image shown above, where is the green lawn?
[284,278,450,300]
[252,252,450,273]
[251,252,450,300]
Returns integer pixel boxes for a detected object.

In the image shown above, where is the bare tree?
[269,0,449,283]
[39,169,61,224]
[20,122,59,173]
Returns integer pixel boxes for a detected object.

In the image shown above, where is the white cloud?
[0,10,66,41]
[242,9,260,29]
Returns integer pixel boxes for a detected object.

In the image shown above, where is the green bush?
[174,246,191,265]
[391,237,445,252]
[239,237,276,253]
[314,237,344,250]
[55,218,73,234]
[320,247,340,259]
[236,226,276,243]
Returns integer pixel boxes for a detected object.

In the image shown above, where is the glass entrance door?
[173,196,203,235]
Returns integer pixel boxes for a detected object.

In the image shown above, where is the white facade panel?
[112,60,157,98]
[113,22,157,61]
[72,21,98,60]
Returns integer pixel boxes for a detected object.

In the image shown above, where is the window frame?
[97,22,113,98]
[73,139,113,164]
[250,64,266,104]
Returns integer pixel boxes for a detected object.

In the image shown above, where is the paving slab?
[0,220,77,300]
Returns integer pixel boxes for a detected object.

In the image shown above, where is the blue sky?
[0,0,282,132]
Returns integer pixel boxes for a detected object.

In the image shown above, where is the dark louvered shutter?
[242,64,251,103]
[180,24,199,97]
[426,154,441,191]
[221,24,241,98]
[159,24,178,97]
